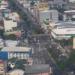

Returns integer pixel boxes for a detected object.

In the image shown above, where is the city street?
[0,0,75,75]
[28,34,63,75]
[9,0,68,75]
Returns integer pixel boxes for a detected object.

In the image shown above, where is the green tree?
[30,1,35,6]
[8,58,27,70]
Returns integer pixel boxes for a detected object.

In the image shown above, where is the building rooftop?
[64,10,75,13]
[52,21,75,36]
[55,21,75,26]
[8,69,24,75]
[25,64,50,74]
[5,40,18,47]
[1,47,31,52]
[52,28,75,35]
[3,19,17,31]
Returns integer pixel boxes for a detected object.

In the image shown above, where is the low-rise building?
[48,0,68,10]
[2,9,11,18]
[0,47,32,60]
[25,64,52,75]
[51,21,75,49]
[68,0,75,9]
[0,0,8,10]
[7,64,52,75]
[2,11,21,35]
[51,21,75,40]
[7,69,24,75]
[5,40,18,47]
[3,19,17,32]
[32,7,59,24]
[8,12,20,22]
[3,19,21,37]
[64,10,75,21]
[39,10,59,23]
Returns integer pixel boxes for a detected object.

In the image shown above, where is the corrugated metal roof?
[25,64,50,74]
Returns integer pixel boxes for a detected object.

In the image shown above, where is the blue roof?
[0,52,8,60]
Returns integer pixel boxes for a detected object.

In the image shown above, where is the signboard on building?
[0,52,8,60]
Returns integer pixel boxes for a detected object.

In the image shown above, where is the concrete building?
[5,40,18,47]
[3,19,17,32]
[0,47,32,60]
[31,1,58,22]
[51,21,75,49]
[8,12,20,22]
[68,2,75,9]
[25,64,52,75]
[39,10,59,23]
[48,0,68,9]
[32,8,58,23]
[51,21,75,40]
[33,9,58,32]
[36,2,49,11]
[31,2,58,33]
[7,64,51,75]
[3,11,20,22]
[2,11,21,35]
[2,9,11,18]
[64,10,75,21]
[30,2,49,17]
[0,0,8,10]
[67,0,75,9]
[7,69,24,75]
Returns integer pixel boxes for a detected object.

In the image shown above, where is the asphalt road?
[28,34,63,75]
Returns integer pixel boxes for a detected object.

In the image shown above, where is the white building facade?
[51,21,75,40]
[4,19,17,32]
